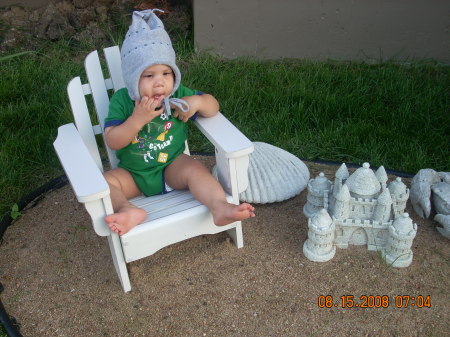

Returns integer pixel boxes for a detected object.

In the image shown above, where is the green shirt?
[105,84,198,195]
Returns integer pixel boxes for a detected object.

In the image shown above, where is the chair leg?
[227,222,244,248]
[107,232,131,292]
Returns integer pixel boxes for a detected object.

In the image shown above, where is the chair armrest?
[195,113,254,199]
[53,123,110,203]
[194,112,254,158]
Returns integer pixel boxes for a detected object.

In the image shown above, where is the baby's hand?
[171,95,200,122]
[132,95,164,125]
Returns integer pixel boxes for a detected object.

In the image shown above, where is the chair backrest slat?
[84,50,120,169]
[104,46,126,92]
[67,76,103,171]
[85,50,110,128]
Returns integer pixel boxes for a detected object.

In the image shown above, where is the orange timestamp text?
[317,295,431,308]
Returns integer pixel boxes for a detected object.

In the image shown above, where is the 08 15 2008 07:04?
[317,295,431,308]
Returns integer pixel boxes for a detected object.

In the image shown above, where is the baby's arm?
[105,96,164,150]
[172,93,219,122]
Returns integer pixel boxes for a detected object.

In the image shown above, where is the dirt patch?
[0,0,191,52]
[0,159,448,336]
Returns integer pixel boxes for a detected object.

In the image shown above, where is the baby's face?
[138,64,174,102]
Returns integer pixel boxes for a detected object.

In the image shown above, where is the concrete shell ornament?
[410,169,450,238]
[238,142,310,204]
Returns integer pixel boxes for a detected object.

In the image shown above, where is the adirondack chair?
[53,46,254,292]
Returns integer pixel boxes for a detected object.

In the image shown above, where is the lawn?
[0,28,449,220]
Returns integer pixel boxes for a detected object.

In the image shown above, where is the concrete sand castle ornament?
[303,162,417,267]
[237,142,310,204]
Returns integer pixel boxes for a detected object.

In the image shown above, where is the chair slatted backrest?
[67,76,104,171]
[68,47,123,172]
[84,48,121,170]
[104,46,126,92]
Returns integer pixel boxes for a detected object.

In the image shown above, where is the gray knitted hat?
[121,9,181,101]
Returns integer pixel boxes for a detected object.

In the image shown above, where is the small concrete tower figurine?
[388,177,409,217]
[303,209,336,262]
[303,173,332,218]
[383,213,417,267]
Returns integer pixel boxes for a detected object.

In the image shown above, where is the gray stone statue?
[410,169,450,238]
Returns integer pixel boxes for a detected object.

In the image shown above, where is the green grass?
[0,41,86,217]
[0,36,449,218]
[184,55,449,174]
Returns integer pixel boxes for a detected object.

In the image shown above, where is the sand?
[1,159,449,336]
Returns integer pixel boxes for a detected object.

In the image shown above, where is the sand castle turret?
[332,184,351,220]
[375,166,388,190]
[383,213,417,267]
[303,172,332,218]
[303,209,336,262]
[373,188,392,222]
[388,177,409,217]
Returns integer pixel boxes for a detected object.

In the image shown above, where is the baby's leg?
[165,154,255,226]
[104,168,146,235]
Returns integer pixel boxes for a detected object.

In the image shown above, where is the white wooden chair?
[53,46,254,292]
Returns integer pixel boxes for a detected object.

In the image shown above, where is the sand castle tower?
[303,173,332,218]
[329,163,350,212]
[303,209,336,262]
[345,162,380,199]
[388,177,409,217]
[383,213,417,267]
[372,188,392,222]
[332,184,351,220]
[375,165,388,190]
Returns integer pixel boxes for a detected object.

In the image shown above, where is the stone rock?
[434,214,450,239]
[410,169,442,218]
[238,142,310,204]
[73,0,94,9]
[96,0,117,4]
[33,3,67,39]
[95,5,109,23]
[2,6,29,28]
[29,8,43,23]
[410,168,450,239]
[431,182,450,215]
[73,21,108,45]
[45,10,74,40]
[55,0,75,14]
[73,8,97,28]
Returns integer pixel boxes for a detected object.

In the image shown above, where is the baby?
[103,9,255,235]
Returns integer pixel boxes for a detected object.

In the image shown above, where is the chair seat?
[121,190,237,263]
[130,190,203,222]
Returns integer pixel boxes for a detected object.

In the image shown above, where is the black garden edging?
[0,175,67,337]
[0,157,413,336]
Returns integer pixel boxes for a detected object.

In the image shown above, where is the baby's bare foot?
[213,202,255,227]
[105,206,147,235]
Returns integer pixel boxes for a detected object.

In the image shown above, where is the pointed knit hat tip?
[120,9,181,101]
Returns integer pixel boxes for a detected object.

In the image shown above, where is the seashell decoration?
[238,142,310,204]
